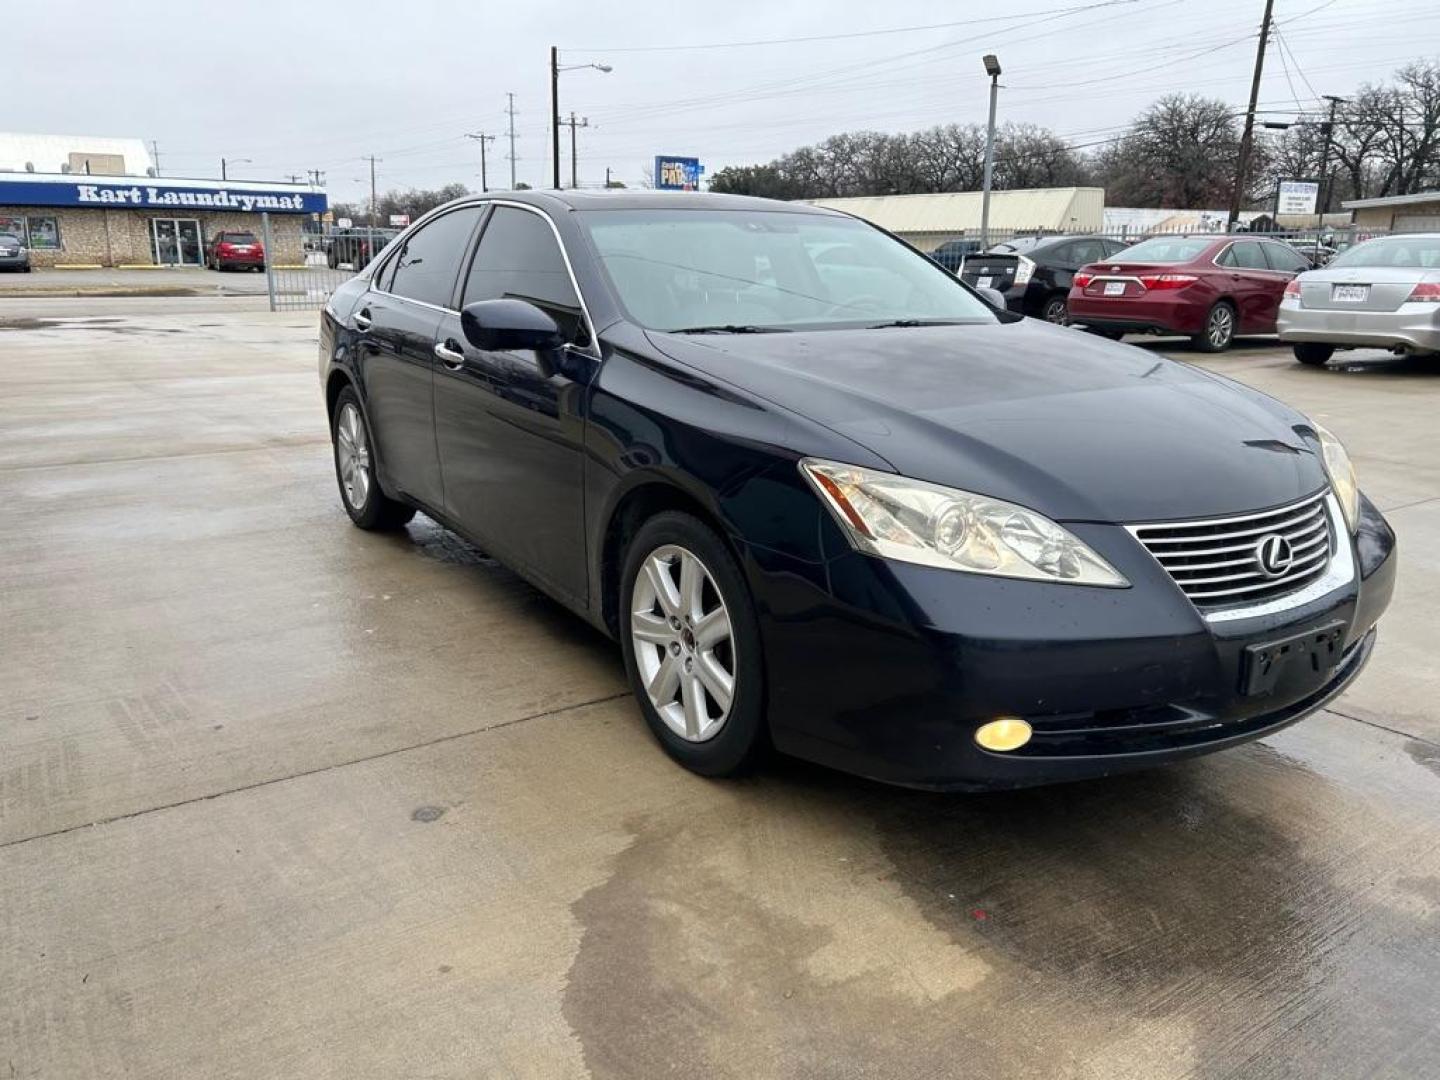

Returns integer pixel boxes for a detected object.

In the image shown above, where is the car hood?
[646,319,1329,523]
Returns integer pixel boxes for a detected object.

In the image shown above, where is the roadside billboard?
[654,156,703,191]
[1276,179,1320,216]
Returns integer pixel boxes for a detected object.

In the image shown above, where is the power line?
[562,1,1140,53]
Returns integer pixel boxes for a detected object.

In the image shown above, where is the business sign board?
[389,214,410,227]
[1276,179,1320,216]
[654,156,703,191]
[0,178,326,215]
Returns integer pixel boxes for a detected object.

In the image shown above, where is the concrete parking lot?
[2,301,1438,1079]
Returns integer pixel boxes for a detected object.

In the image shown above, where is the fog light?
[974,716,1032,752]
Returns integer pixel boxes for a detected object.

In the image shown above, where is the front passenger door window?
[462,206,588,345]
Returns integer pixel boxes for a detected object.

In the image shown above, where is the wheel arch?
[598,477,739,640]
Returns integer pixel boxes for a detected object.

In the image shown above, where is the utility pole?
[605,166,611,188]
[1228,0,1276,227]
[466,132,497,192]
[150,140,162,176]
[1317,95,1346,215]
[559,112,590,188]
[550,46,562,189]
[285,173,304,184]
[363,155,381,229]
[505,93,519,189]
[307,169,326,188]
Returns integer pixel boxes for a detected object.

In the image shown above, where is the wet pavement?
[2,304,1438,1078]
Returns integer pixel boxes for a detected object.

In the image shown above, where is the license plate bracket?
[1104,281,1126,296]
[1241,621,1346,697]
[1332,284,1369,302]
[976,275,993,289]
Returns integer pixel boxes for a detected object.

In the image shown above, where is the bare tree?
[1091,94,1245,208]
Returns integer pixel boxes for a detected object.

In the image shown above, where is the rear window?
[987,236,1047,254]
[221,232,258,244]
[1110,237,1214,263]
[1328,235,1440,269]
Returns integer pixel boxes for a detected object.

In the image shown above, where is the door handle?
[434,339,467,369]
[353,309,372,331]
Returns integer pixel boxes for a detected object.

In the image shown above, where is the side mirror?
[976,286,1007,312]
[460,299,565,355]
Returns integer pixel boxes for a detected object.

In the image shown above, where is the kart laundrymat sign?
[0,178,327,215]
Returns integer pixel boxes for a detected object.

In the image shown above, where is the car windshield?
[579,208,996,332]
[1111,237,1214,263]
[1327,235,1440,269]
[0,234,21,245]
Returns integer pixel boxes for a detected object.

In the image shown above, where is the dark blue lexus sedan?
[318,191,1396,790]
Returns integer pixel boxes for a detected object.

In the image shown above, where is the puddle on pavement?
[562,746,1439,1078]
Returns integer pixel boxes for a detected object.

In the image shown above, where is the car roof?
[453,189,843,217]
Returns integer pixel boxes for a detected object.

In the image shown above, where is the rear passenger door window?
[1262,243,1309,273]
[1229,241,1268,270]
[463,206,588,345]
[387,208,482,308]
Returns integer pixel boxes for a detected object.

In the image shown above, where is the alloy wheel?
[335,402,371,510]
[1207,305,1234,349]
[1044,297,1069,325]
[630,544,736,742]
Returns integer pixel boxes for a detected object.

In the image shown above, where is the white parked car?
[1277,233,1440,365]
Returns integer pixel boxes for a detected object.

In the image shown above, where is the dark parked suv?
[319,191,1394,791]
[961,235,1130,323]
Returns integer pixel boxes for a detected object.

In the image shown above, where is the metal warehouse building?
[807,187,1105,250]
[0,132,326,268]
[1342,191,1440,233]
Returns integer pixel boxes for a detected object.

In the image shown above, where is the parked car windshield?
[1110,237,1214,263]
[1327,235,1440,269]
[579,208,996,331]
[0,233,21,245]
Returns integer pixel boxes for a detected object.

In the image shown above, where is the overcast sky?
[10,0,1435,204]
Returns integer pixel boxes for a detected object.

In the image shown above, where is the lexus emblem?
[1254,534,1294,578]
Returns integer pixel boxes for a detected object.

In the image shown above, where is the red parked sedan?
[1067,235,1311,351]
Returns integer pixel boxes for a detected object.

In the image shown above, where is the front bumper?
[747,493,1396,790]
[0,252,30,270]
[1277,299,1440,354]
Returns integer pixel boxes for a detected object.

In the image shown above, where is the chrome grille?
[1129,491,1334,610]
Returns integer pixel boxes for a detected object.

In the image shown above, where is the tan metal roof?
[808,187,1104,235]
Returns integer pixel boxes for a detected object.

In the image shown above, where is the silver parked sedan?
[1277,233,1440,365]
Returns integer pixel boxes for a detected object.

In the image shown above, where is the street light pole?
[221,157,250,181]
[980,54,1002,250]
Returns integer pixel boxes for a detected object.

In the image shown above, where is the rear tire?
[330,388,415,530]
[1193,301,1236,352]
[619,511,765,778]
[1294,343,1334,366]
[1041,293,1070,325]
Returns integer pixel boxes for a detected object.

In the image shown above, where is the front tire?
[1193,301,1236,352]
[619,511,765,777]
[331,388,415,530]
[1294,343,1334,366]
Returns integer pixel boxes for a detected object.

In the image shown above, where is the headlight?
[1312,421,1359,531]
[800,459,1128,587]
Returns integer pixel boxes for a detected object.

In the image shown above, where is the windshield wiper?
[867,318,968,328]
[670,324,791,334]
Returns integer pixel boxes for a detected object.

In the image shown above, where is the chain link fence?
[260,214,401,311]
